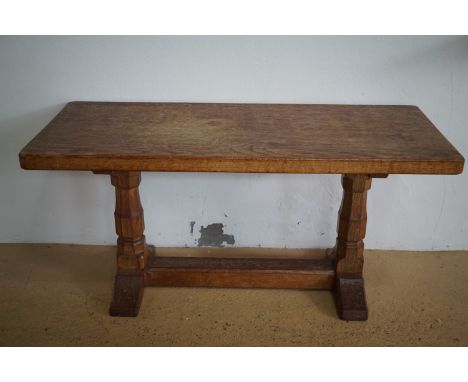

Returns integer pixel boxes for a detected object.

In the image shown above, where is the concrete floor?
[0,243,467,346]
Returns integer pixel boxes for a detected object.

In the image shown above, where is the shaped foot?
[335,277,368,321]
[109,274,144,317]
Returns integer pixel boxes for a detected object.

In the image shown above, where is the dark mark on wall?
[198,223,235,247]
[190,221,196,235]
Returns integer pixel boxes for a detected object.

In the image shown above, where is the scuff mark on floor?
[198,223,235,247]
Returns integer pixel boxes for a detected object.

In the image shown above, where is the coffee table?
[19,102,464,320]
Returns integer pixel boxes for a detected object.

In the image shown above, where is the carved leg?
[108,171,148,317]
[334,174,372,321]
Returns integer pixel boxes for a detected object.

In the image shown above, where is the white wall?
[1,36,467,250]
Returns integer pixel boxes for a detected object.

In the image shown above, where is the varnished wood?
[109,171,148,317]
[18,101,465,321]
[152,246,330,259]
[145,255,335,289]
[335,174,372,278]
[19,102,464,174]
[334,174,372,320]
[109,275,144,317]
[335,278,368,321]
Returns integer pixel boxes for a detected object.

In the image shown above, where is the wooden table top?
[19,101,464,174]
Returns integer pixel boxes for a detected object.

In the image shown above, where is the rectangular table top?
[19,101,464,174]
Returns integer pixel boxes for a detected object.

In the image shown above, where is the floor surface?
[0,244,467,346]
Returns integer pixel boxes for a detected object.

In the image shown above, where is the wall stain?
[190,221,196,235]
[198,223,235,247]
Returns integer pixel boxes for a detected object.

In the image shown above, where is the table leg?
[334,174,372,321]
[108,171,148,317]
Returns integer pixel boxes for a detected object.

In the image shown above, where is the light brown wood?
[152,246,329,259]
[109,171,148,317]
[18,101,465,321]
[334,174,373,320]
[144,255,335,289]
[335,174,372,278]
[19,101,464,174]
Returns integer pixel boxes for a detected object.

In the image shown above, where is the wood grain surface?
[109,171,148,316]
[145,256,335,289]
[19,101,464,174]
[334,174,373,320]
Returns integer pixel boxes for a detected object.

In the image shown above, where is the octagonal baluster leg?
[109,171,148,317]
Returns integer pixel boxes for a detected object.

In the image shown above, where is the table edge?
[19,152,465,175]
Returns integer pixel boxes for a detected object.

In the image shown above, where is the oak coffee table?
[19,102,464,321]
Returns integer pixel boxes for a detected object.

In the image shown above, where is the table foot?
[109,274,144,317]
[335,277,368,321]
